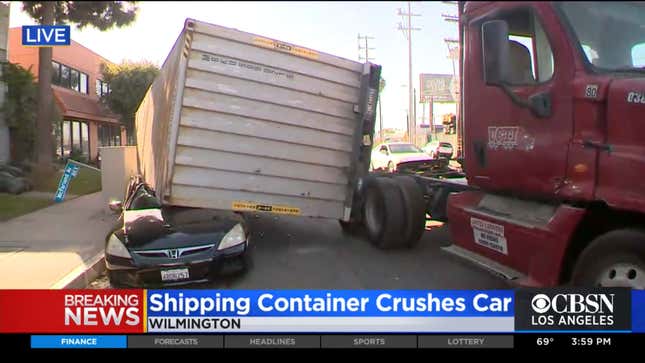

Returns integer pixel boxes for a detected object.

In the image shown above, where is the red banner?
[0,290,145,333]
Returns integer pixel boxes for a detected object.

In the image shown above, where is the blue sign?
[633,290,645,332]
[54,161,80,203]
[22,25,70,46]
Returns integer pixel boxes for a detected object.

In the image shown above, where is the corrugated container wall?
[135,19,381,220]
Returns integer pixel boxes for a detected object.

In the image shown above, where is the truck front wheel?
[571,229,645,289]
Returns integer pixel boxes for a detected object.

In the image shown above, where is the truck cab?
[445,1,645,288]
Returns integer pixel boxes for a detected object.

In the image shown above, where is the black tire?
[570,229,645,288]
[387,161,395,173]
[362,177,406,249]
[107,270,129,289]
[393,176,427,247]
[339,219,364,236]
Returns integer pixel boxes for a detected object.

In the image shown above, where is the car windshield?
[389,144,423,153]
[558,2,645,73]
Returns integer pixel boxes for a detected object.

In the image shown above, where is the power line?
[357,33,375,62]
[397,2,421,145]
[442,1,462,156]
[357,33,382,142]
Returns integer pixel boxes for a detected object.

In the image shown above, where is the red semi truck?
[351,1,645,289]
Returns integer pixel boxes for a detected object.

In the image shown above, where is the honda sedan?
[105,176,250,287]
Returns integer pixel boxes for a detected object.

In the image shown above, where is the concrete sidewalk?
[0,192,115,289]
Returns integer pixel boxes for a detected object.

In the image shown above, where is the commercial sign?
[419,74,454,103]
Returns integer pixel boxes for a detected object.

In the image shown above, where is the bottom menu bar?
[30,334,514,349]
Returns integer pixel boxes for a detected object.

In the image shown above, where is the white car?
[423,141,454,159]
[370,142,433,172]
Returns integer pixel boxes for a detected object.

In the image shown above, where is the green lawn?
[33,165,102,196]
[0,194,55,222]
[0,164,101,222]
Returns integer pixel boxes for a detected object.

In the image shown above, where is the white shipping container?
[135,18,381,220]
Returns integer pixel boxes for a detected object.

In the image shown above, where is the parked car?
[423,141,454,159]
[104,176,250,287]
[370,142,433,172]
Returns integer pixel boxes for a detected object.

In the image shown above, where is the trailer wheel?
[570,229,645,289]
[363,177,406,249]
[394,176,426,247]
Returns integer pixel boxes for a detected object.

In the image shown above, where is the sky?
[7,1,459,131]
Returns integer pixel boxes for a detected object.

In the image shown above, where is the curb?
[51,252,106,289]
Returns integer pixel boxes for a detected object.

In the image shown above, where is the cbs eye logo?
[531,294,551,314]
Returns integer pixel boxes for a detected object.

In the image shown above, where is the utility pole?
[358,34,381,142]
[397,2,421,145]
[357,33,375,62]
[442,2,461,155]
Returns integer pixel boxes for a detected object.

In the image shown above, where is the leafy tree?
[1,62,37,162]
[100,61,159,144]
[21,1,138,169]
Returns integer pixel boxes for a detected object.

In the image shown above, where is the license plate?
[161,268,189,281]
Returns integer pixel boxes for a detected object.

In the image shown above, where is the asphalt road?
[90,213,510,289]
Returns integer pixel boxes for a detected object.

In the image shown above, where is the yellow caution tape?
[253,37,319,60]
[232,201,301,216]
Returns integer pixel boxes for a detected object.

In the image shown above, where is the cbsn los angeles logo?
[64,293,140,327]
[530,293,614,326]
[515,289,631,331]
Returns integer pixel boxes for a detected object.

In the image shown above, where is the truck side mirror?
[482,20,510,86]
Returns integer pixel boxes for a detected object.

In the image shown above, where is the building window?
[96,79,110,97]
[61,120,71,158]
[52,61,60,84]
[80,122,89,156]
[60,64,70,88]
[55,120,90,161]
[80,73,88,94]
[70,69,80,92]
[51,61,89,94]
[98,124,122,146]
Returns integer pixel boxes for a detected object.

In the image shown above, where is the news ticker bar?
[1,289,644,333]
[29,334,512,349]
[16,334,644,350]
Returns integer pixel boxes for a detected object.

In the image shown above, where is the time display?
[570,337,612,346]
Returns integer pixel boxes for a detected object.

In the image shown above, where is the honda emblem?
[168,249,179,259]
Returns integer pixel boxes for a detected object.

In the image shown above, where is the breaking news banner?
[0,290,512,333]
[145,290,514,333]
[0,289,643,350]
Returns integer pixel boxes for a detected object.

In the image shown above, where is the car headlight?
[106,234,132,259]
[218,223,246,250]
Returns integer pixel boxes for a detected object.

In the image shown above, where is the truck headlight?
[106,234,132,259]
[218,223,246,250]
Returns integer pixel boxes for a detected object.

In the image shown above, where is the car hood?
[394,153,433,163]
[114,207,244,250]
